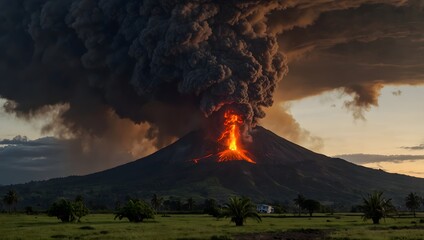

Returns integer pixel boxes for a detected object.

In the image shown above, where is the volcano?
[3,126,424,209]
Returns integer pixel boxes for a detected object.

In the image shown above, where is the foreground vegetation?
[1,213,424,240]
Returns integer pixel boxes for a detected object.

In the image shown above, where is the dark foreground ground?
[1,213,424,240]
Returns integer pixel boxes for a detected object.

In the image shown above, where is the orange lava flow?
[217,111,255,164]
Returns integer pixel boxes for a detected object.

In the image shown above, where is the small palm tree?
[360,191,396,224]
[222,197,261,226]
[2,190,18,213]
[405,192,421,217]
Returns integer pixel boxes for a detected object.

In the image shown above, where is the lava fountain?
[217,111,255,163]
[192,110,255,164]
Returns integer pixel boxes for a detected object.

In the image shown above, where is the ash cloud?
[0,0,287,134]
[0,0,423,177]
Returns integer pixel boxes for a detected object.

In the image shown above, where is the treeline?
[2,189,424,225]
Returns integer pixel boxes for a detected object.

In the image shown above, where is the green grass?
[1,213,424,240]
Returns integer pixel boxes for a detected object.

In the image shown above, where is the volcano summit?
[3,126,424,209]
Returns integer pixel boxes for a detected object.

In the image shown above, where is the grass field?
[1,213,424,240]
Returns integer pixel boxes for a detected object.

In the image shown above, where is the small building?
[256,204,274,213]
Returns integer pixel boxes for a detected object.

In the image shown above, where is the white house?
[256,204,274,213]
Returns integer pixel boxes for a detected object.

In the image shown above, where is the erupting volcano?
[217,111,255,164]
[192,111,255,164]
[6,125,424,209]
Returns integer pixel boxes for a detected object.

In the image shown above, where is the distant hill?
[1,126,424,210]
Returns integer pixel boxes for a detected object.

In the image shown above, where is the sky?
[0,0,424,184]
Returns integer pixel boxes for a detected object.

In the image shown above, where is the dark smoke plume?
[0,0,287,143]
[0,0,421,176]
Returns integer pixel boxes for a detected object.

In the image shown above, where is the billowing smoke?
[1,0,423,176]
[0,0,287,140]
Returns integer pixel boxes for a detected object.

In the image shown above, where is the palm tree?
[293,194,305,216]
[2,190,18,213]
[222,196,261,226]
[360,191,396,224]
[151,194,163,212]
[405,192,421,217]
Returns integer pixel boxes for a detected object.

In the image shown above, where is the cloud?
[0,136,71,184]
[261,101,324,151]
[0,135,29,145]
[335,153,424,164]
[392,90,402,96]
[0,128,157,184]
[275,1,424,119]
[402,144,424,150]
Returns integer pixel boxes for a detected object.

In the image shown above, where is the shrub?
[48,198,89,222]
[115,199,155,222]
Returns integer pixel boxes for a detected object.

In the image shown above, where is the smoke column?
[0,0,288,142]
[0,0,413,160]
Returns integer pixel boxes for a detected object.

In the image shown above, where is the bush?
[25,206,34,215]
[115,199,155,222]
[48,198,89,222]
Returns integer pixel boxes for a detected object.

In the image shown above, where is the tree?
[187,197,195,211]
[48,198,89,222]
[360,191,396,224]
[48,199,76,222]
[405,192,421,217]
[222,197,261,226]
[293,194,305,216]
[25,206,34,215]
[73,196,89,222]
[302,199,321,217]
[115,199,155,222]
[204,198,221,218]
[2,190,18,213]
[151,194,163,212]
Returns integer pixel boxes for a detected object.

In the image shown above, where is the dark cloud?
[0,136,71,184]
[0,0,288,139]
[0,132,155,184]
[402,144,424,150]
[335,153,424,164]
[275,0,424,119]
[0,135,29,145]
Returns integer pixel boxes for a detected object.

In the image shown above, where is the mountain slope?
[2,126,424,209]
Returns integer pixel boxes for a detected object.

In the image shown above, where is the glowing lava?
[216,111,255,164]
[191,110,255,164]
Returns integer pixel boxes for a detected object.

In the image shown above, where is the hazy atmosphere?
[1,0,423,185]
[2,1,424,240]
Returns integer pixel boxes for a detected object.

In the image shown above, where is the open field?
[1,213,424,240]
